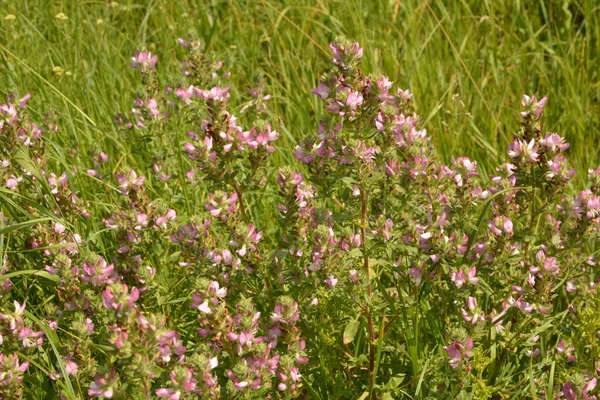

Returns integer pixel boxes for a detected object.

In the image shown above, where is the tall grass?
[1,0,598,186]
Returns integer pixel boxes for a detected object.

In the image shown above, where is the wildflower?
[520,94,547,118]
[557,339,577,362]
[18,327,45,347]
[196,86,230,102]
[176,85,196,104]
[346,91,363,110]
[0,353,29,386]
[115,169,145,195]
[64,359,79,376]
[443,337,473,368]
[324,275,338,287]
[88,369,117,398]
[130,51,158,72]
[462,296,485,324]
[156,388,181,399]
[55,13,68,22]
[155,209,177,229]
[5,175,21,190]
[507,138,539,163]
[409,267,423,286]
[329,40,363,68]
[102,284,140,311]
[0,300,26,335]
[205,191,237,218]
[311,83,330,100]
[53,222,66,234]
[539,132,569,153]
[81,256,116,286]
[270,300,300,325]
[192,280,227,314]
[450,266,478,288]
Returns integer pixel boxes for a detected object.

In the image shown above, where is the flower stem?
[233,181,248,222]
[361,188,376,395]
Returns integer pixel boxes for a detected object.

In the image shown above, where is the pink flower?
[462,296,485,324]
[88,370,116,398]
[102,284,140,311]
[346,91,363,110]
[205,191,237,218]
[18,327,44,347]
[563,382,576,400]
[467,266,479,285]
[329,41,363,68]
[450,270,466,288]
[443,337,473,368]
[115,169,145,195]
[507,138,539,163]
[521,94,547,117]
[176,85,196,104]
[86,318,95,334]
[156,389,181,399]
[311,83,330,100]
[131,51,157,72]
[324,275,338,287]
[81,256,116,286]
[196,86,230,102]
[65,360,78,375]
[54,222,66,234]
[155,209,177,229]
[539,132,569,152]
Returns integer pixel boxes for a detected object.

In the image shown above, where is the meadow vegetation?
[0,1,599,399]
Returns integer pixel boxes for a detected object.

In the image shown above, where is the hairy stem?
[361,189,376,396]
[233,181,248,222]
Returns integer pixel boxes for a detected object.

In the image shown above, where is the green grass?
[1,0,598,187]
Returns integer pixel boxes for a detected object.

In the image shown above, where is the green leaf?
[0,269,59,283]
[343,318,360,344]
[348,248,363,258]
[0,218,53,236]
[168,251,182,261]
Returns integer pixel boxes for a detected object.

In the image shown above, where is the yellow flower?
[55,12,68,22]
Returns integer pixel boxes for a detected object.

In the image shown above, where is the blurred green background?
[1,0,598,185]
